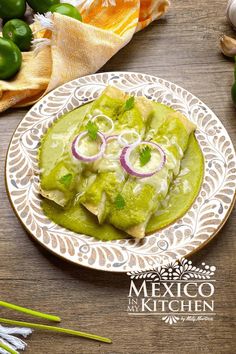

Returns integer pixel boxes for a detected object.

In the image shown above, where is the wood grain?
[0,1,236,353]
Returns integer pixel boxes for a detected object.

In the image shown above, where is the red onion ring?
[91,114,114,135]
[72,131,106,162]
[103,135,121,159]
[106,135,118,142]
[118,130,141,147]
[120,141,166,178]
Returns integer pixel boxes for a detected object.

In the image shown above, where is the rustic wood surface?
[0,1,236,353]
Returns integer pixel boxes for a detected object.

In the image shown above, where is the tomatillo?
[49,3,82,21]
[26,0,60,14]
[232,81,236,106]
[0,0,26,20]
[0,38,22,80]
[3,19,33,51]
[232,60,236,106]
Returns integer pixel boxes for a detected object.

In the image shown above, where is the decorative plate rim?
[5,71,236,272]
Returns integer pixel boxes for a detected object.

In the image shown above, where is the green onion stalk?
[0,341,18,354]
[0,318,112,344]
[0,301,112,344]
[0,301,61,322]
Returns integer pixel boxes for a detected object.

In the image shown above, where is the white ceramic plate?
[6,72,236,272]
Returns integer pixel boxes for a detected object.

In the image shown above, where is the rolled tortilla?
[80,95,155,222]
[108,110,196,238]
[39,85,127,207]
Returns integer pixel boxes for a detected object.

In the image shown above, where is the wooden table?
[0,1,235,353]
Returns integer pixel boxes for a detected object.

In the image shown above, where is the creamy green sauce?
[40,102,204,240]
[146,133,203,233]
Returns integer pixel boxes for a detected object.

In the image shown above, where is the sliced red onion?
[72,131,106,163]
[103,135,121,159]
[106,135,118,142]
[118,130,141,147]
[120,141,166,178]
[91,114,114,135]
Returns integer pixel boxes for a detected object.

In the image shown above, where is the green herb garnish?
[124,96,135,111]
[139,146,152,166]
[115,193,126,210]
[86,120,99,140]
[59,173,73,188]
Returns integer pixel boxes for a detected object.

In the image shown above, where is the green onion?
[0,318,112,344]
[0,342,18,354]
[0,301,61,323]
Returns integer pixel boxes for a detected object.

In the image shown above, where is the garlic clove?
[220,34,236,57]
[226,0,236,29]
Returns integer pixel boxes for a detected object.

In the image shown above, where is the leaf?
[114,193,126,210]
[59,173,73,188]
[124,96,135,111]
[86,121,99,140]
[139,146,151,166]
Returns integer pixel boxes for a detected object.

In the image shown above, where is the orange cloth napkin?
[0,0,170,112]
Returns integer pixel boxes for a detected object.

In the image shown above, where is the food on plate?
[0,38,22,80]
[79,91,154,223]
[3,19,33,51]
[108,106,196,238]
[146,133,203,233]
[39,86,204,240]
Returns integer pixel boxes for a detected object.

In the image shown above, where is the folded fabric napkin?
[0,0,170,113]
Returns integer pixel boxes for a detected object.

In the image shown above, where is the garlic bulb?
[220,34,236,57]
[227,0,236,29]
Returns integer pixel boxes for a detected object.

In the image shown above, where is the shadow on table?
[99,18,169,73]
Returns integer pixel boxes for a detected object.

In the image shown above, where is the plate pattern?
[6,72,236,272]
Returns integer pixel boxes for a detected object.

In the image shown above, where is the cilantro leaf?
[59,173,73,188]
[124,96,135,111]
[86,121,99,140]
[115,193,126,210]
[139,146,152,167]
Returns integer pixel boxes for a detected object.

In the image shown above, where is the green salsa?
[40,101,204,240]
